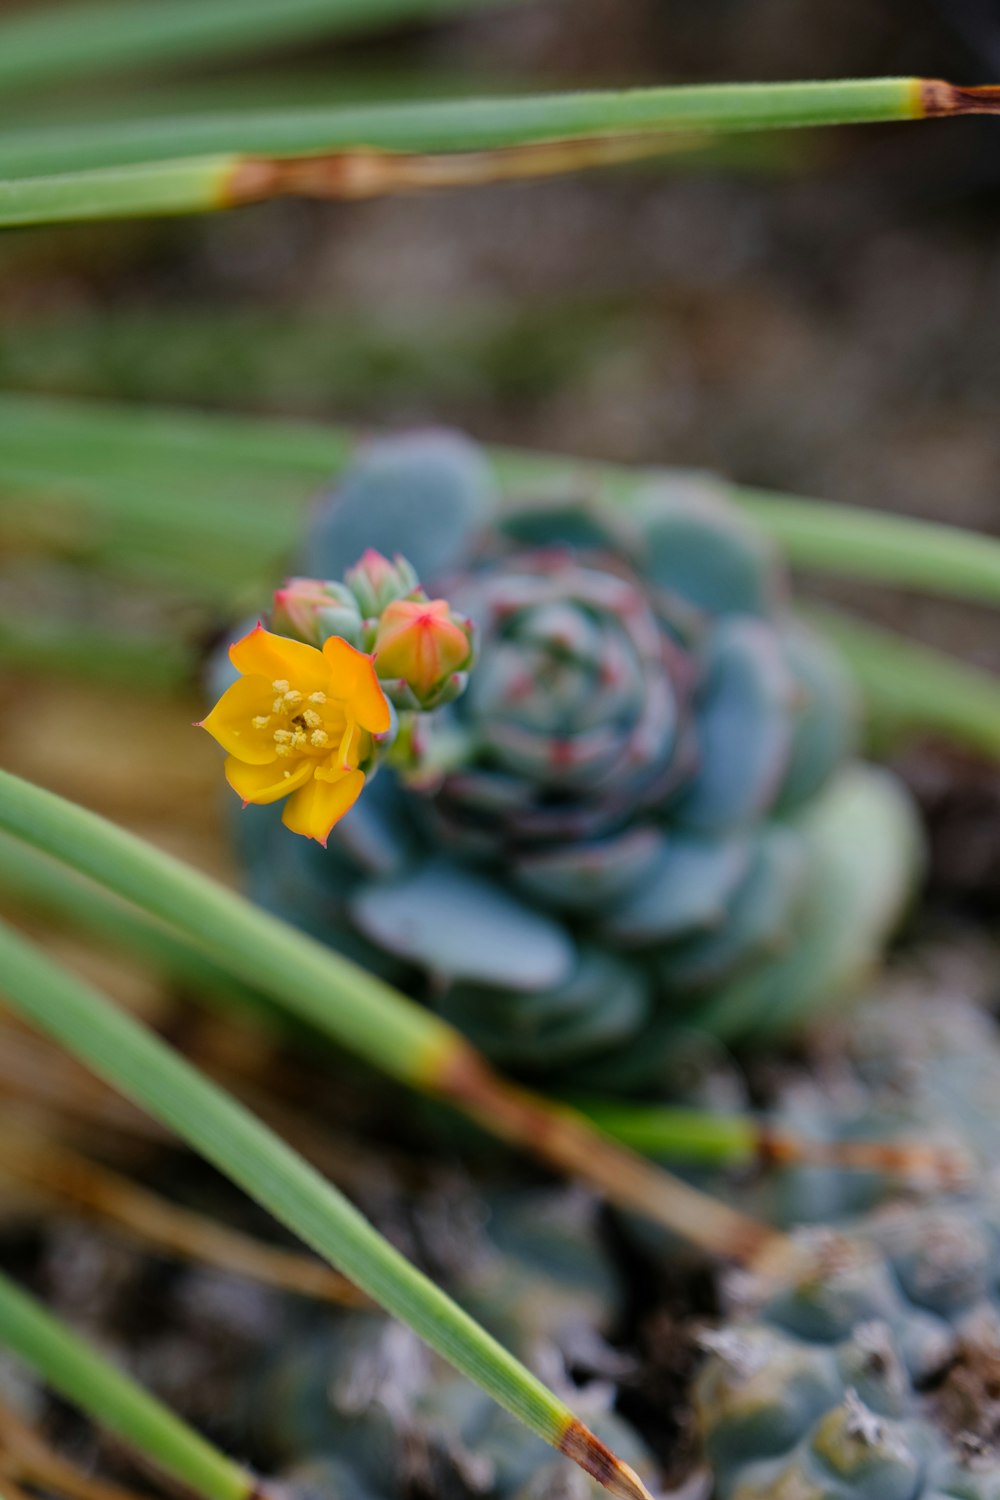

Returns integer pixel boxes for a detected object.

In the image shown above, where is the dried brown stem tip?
[920,80,1000,116]
[756,1127,971,1189]
[560,1418,657,1500]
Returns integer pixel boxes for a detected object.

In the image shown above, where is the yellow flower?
[198,625,391,845]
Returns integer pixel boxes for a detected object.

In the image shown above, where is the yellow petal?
[225,755,313,806]
[229,624,329,694]
[321,636,391,735]
[199,675,280,764]
[315,726,372,778]
[281,768,365,845]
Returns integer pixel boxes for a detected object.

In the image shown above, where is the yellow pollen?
[303,708,322,728]
[310,729,329,747]
[272,697,285,713]
[273,729,293,743]
[282,689,303,707]
[275,745,293,758]
[272,679,290,694]
[291,730,307,749]
[252,715,271,729]
[308,691,327,704]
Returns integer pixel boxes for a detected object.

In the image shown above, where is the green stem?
[803,606,1000,757]
[571,1102,757,1164]
[0,0,522,98]
[0,79,921,182]
[0,832,263,1014]
[0,771,454,1087]
[2,393,999,610]
[0,1266,253,1500]
[0,155,236,227]
[0,917,580,1463]
[745,492,1000,606]
[0,770,787,1277]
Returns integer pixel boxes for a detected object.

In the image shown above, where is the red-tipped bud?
[374,598,474,704]
[270,577,362,648]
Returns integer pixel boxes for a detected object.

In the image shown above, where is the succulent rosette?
[229,431,920,1094]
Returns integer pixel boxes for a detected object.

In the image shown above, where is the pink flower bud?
[374,598,473,700]
[271,577,361,647]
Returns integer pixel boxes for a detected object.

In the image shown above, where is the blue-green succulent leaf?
[696,765,922,1045]
[626,474,783,619]
[600,832,753,948]
[304,431,496,584]
[511,826,666,914]
[697,1326,842,1473]
[499,495,623,553]
[674,617,796,833]
[774,619,861,812]
[437,948,650,1069]
[348,856,575,990]
[239,808,410,984]
[656,825,807,991]
[866,1205,993,1320]
[763,1237,903,1343]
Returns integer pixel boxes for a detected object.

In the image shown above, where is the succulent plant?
[228,431,921,1093]
[252,1189,657,1500]
[696,983,1000,1500]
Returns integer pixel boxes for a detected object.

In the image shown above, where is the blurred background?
[0,5,999,1488]
[2,0,998,912]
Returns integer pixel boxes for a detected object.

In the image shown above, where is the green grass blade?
[2,392,999,610]
[572,1102,757,1165]
[0,832,262,1012]
[0,771,457,1088]
[0,916,615,1485]
[805,606,1000,757]
[0,79,922,182]
[0,155,239,227]
[0,0,522,98]
[744,492,1000,606]
[0,769,788,1278]
[0,1266,255,1500]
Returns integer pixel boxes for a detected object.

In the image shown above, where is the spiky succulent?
[229,431,920,1093]
[696,984,1000,1500]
